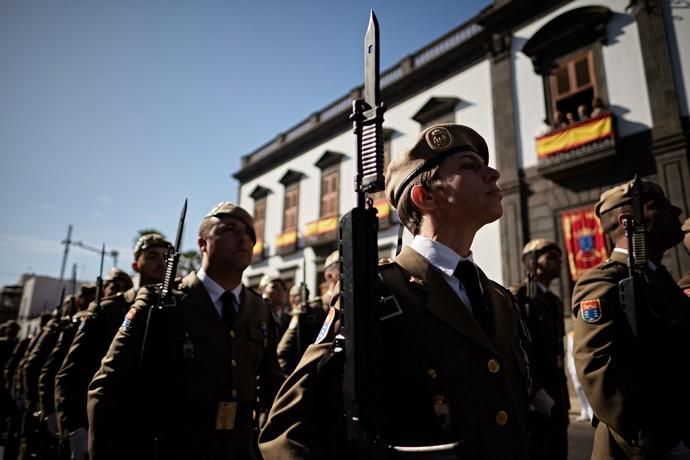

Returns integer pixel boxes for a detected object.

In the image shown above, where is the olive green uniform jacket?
[87,272,283,460]
[55,288,137,436]
[276,304,326,376]
[572,250,690,459]
[259,247,530,460]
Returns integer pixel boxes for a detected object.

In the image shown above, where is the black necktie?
[220,291,238,330]
[454,260,492,337]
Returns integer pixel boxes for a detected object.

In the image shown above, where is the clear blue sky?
[0,0,489,288]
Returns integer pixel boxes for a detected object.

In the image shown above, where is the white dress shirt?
[197,267,242,317]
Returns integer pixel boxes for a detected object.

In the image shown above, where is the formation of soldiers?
[1,122,689,459]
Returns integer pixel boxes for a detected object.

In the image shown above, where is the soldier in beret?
[259,124,530,459]
[572,179,690,459]
[55,233,170,460]
[320,249,340,309]
[511,239,569,460]
[102,267,134,298]
[678,218,690,293]
[87,202,283,460]
[259,275,291,342]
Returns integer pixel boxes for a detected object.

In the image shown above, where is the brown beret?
[682,217,690,233]
[521,239,561,259]
[104,268,132,283]
[79,284,97,297]
[204,201,256,243]
[595,179,666,217]
[134,233,172,256]
[385,124,489,208]
[324,250,339,271]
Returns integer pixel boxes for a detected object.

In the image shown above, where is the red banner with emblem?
[561,207,609,281]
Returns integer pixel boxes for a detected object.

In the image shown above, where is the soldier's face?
[431,152,503,228]
[684,232,690,254]
[264,281,287,308]
[537,249,562,279]
[134,247,168,285]
[644,198,683,250]
[200,215,254,272]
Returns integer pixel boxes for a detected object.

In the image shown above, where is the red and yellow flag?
[561,207,609,281]
[536,114,613,159]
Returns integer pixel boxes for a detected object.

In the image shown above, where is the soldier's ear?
[410,184,436,212]
[131,261,140,273]
[617,212,633,227]
[198,236,207,255]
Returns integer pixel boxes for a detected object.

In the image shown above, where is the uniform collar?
[410,235,475,278]
[612,247,658,271]
[197,267,243,304]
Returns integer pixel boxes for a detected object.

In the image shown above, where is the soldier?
[259,123,530,459]
[511,239,569,460]
[320,249,339,309]
[55,233,170,460]
[276,285,326,376]
[102,267,134,298]
[260,275,291,341]
[678,218,690,293]
[87,202,283,460]
[37,295,91,457]
[572,179,690,458]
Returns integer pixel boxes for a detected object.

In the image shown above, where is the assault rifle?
[339,12,459,459]
[94,243,106,309]
[618,175,647,338]
[140,199,187,364]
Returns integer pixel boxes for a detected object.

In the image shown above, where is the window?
[253,197,266,243]
[549,51,598,121]
[412,97,459,130]
[320,165,339,218]
[283,183,299,231]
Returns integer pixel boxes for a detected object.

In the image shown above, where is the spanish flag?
[537,114,613,159]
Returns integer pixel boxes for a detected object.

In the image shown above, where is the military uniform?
[512,283,569,458]
[55,288,137,439]
[87,272,283,460]
[275,301,326,375]
[573,250,690,458]
[679,218,690,294]
[259,247,530,460]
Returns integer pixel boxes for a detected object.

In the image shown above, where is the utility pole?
[57,224,73,302]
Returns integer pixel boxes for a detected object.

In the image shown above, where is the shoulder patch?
[120,307,138,333]
[580,299,602,323]
[315,308,337,344]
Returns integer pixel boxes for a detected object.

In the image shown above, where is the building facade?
[234,0,690,306]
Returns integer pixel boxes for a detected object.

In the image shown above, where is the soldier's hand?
[68,427,88,460]
[532,388,555,417]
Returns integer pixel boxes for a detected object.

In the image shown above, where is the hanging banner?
[536,114,613,159]
[561,207,609,281]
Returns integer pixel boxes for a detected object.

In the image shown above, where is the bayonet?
[94,243,106,309]
[159,199,188,309]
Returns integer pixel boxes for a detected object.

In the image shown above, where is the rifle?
[140,198,187,365]
[339,12,459,459]
[94,243,106,310]
[619,175,647,338]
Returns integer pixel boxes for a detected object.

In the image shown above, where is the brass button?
[231,359,237,367]
[427,369,437,380]
[487,359,500,374]
[495,410,508,426]
[229,330,235,338]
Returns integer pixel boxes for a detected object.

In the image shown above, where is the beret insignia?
[580,299,602,323]
[425,126,453,152]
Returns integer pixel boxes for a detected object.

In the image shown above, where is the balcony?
[275,229,298,255]
[304,215,339,247]
[535,113,616,180]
